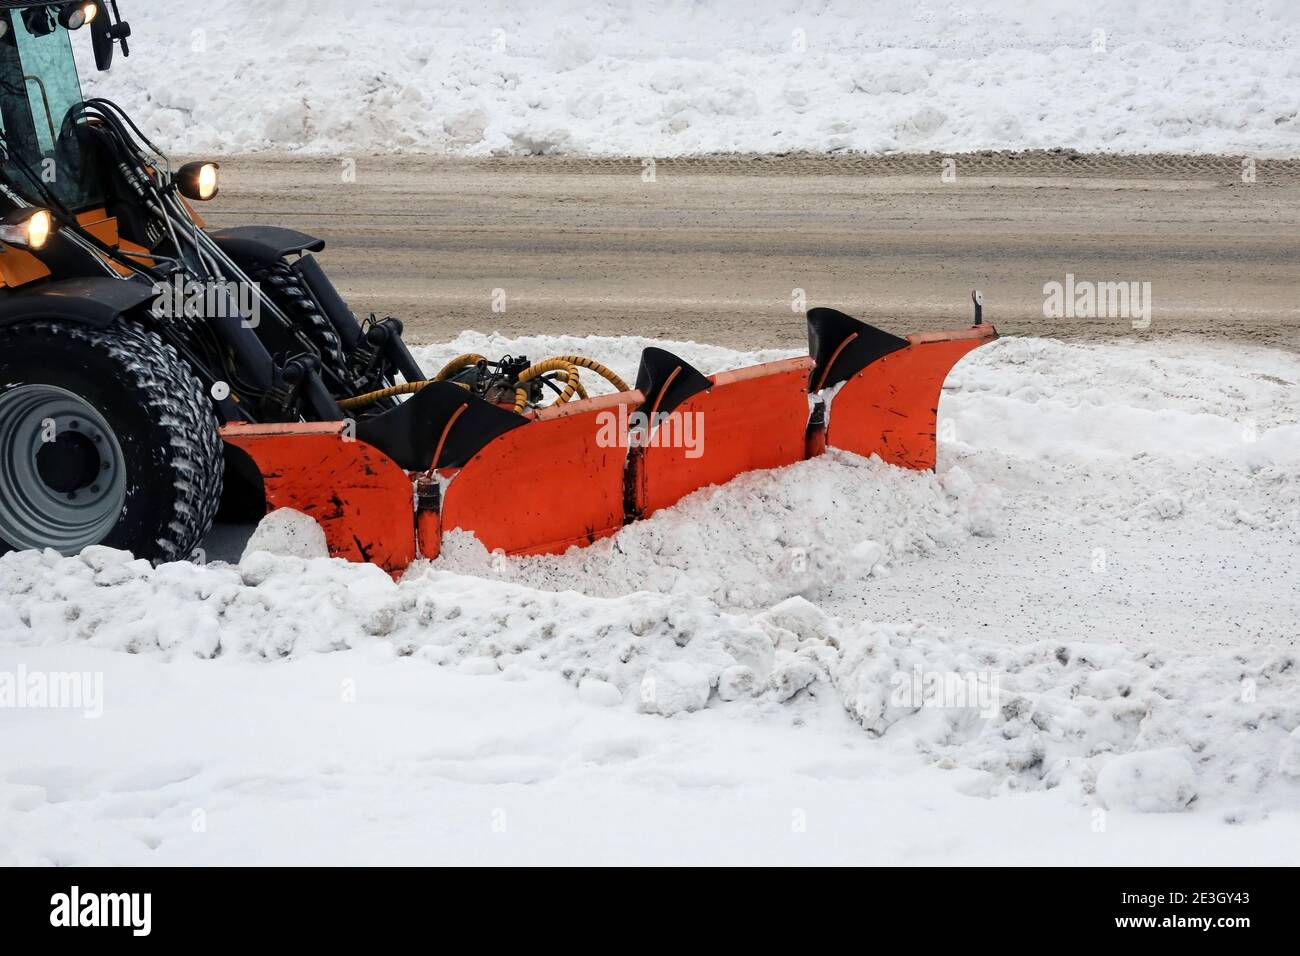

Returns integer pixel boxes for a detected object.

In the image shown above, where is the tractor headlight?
[0,209,54,250]
[177,161,220,201]
[58,3,99,30]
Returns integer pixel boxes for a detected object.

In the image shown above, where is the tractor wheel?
[254,259,351,390]
[0,320,223,563]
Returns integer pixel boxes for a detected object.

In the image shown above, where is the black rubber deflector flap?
[635,347,713,417]
[208,226,326,269]
[356,382,526,472]
[807,308,909,391]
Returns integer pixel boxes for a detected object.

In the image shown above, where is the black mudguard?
[208,225,325,270]
[0,276,157,329]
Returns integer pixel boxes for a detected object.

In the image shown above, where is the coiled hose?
[336,354,631,414]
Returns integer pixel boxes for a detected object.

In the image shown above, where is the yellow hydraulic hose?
[514,360,581,414]
[547,356,631,394]
[337,354,630,414]
[337,381,427,410]
[434,353,487,382]
[335,354,484,411]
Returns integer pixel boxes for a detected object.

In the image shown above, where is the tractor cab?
[0,2,135,284]
[0,3,104,212]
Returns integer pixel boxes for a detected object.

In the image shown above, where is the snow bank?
[0,545,757,708]
[435,452,999,608]
[3,543,1297,813]
[826,604,1300,811]
[75,0,1300,157]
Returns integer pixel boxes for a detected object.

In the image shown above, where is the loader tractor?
[0,1,996,573]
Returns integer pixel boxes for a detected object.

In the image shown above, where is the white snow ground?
[2,332,1299,865]
[75,0,1300,157]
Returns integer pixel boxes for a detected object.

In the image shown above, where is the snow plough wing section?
[223,312,997,573]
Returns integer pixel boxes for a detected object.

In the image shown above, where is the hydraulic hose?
[543,356,630,394]
[337,380,436,410]
[508,354,631,414]
[434,354,488,382]
[513,360,580,415]
[338,355,631,415]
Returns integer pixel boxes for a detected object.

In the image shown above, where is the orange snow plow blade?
[220,310,996,572]
[439,390,645,556]
[822,323,997,470]
[630,355,815,519]
[221,421,417,571]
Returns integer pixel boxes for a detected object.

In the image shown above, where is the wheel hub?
[36,429,103,495]
[0,385,127,554]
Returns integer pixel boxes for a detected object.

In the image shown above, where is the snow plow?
[0,1,997,571]
[222,310,995,572]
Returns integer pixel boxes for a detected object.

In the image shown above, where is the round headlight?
[26,209,52,249]
[198,163,219,200]
[177,161,221,202]
[0,209,55,250]
[59,3,98,30]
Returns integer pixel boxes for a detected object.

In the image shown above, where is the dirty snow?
[2,332,1299,864]
[74,0,1300,157]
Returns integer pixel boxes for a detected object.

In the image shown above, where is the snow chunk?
[1150,493,1184,519]
[242,509,329,561]
[717,665,759,701]
[1097,749,1199,813]
[640,662,711,716]
[770,658,822,702]
[80,546,135,573]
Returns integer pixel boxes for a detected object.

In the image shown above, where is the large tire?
[0,320,223,563]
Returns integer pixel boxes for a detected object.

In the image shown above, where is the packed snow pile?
[75,0,1300,157]
[830,607,1300,811]
[436,453,999,608]
[3,543,1298,813]
[417,332,997,609]
[3,333,1299,820]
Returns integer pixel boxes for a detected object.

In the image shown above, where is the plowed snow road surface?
[206,152,1300,351]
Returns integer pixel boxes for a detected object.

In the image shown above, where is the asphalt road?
[205,152,1300,351]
